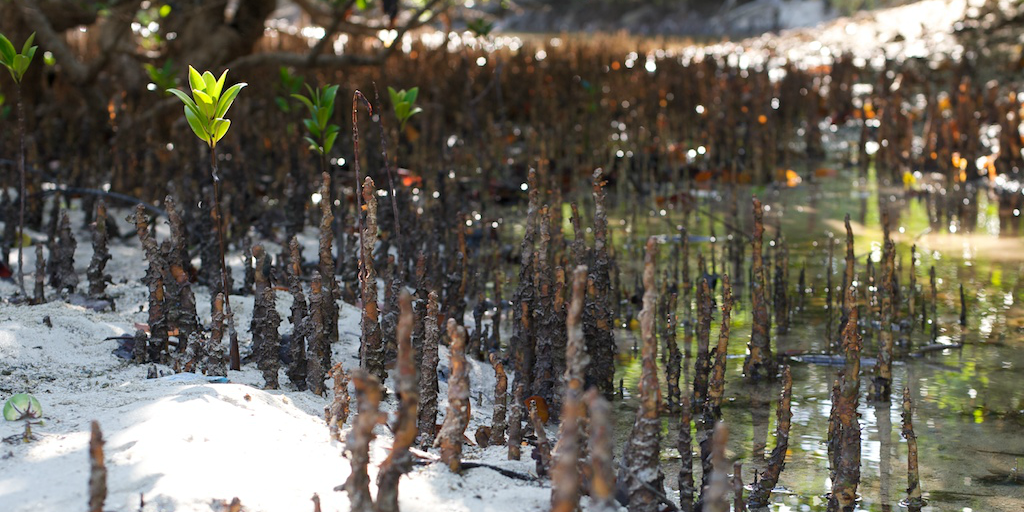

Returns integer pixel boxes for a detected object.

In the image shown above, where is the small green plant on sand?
[293,83,340,171]
[168,65,246,369]
[387,86,422,130]
[0,32,38,296]
[3,393,43,443]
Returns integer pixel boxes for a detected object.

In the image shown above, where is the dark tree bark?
[343,369,382,512]
[327,362,350,442]
[251,244,281,389]
[511,169,538,401]
[88,421,106,512]
[618,238,665,512]
[161,0,278,71]
[435,319,470,473]
[306,272,332,396]
[551,265,588,512]
[584,170,616,397]
[829,278,862,512]
[360,177,386,382]
[376,292,417,512]
[135,206,167,358]
[417,291,441,448]
[489,353,508,446]
[585,388,616,512]
[86,200,111,299]
[47,210,78,294]
[286,237,309,390]
[744,197,776,381]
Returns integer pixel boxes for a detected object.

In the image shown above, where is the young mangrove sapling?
[167,65,246,370]
[0,32,37,296]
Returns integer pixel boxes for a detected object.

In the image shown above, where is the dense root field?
[2,1,1024,511]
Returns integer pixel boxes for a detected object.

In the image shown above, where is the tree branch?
[228,0,447,70]
[227,51,386,69]
[85,1,143,84]
[15,0,91,85]
[306,0,358,67]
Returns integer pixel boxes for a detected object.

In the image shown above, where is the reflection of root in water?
[749,385,773,466]
[875,399,893,511]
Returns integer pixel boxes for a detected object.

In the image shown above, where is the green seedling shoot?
[275,67,305,114]
[3,393,43,443]
[0,32,38,297]
[294,84,341,166]
[295,83,341,262]
[467,18,494,38]
[0,33,36,83]
[387,86,422,130]
[169,65,246,370]
[144,59,180,95]
[168,66,246,149]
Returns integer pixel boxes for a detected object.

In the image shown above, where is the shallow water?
[607,167,1024,511]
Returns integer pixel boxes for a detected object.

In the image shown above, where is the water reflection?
[607,166,1024,511]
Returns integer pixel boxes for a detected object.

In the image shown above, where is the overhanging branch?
[16,0,90,85]
[227,51,385,69]
[228,0,447,70]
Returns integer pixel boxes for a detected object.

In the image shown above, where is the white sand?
[0,205,558,512]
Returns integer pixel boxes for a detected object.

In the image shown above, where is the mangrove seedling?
[168,66,246,149]
[143,59,179,95]
[0,31,38,295]
[387,86,422,130]
[3,393,43,442]
[275,66,305,114]
[168,65,246,369]
[293,83,340,168]
[296,85,341,270]
[466,18,495,38]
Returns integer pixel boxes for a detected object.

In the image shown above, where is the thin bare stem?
[372,83,402,268]
[352,91,370,269]
[210,147,239,370]
[16,84,26,295]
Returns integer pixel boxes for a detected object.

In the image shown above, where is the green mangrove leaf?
[215,82,246,118]
[0,34,15,66]
[167,88,199,112]
[324,85,339,106]
[3,393,42,421]
[212,118,231,144]
[201,71,218,99]
[184,106,210,143]
[21,33,35,55]
[395,102,409,120]
[187,65,204,92]
[214,70,228,99]
[193,89,215,117]
[292,93,315,113]
[316,105,331,129]
[303,118,320,138]
[324,130,339,154]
